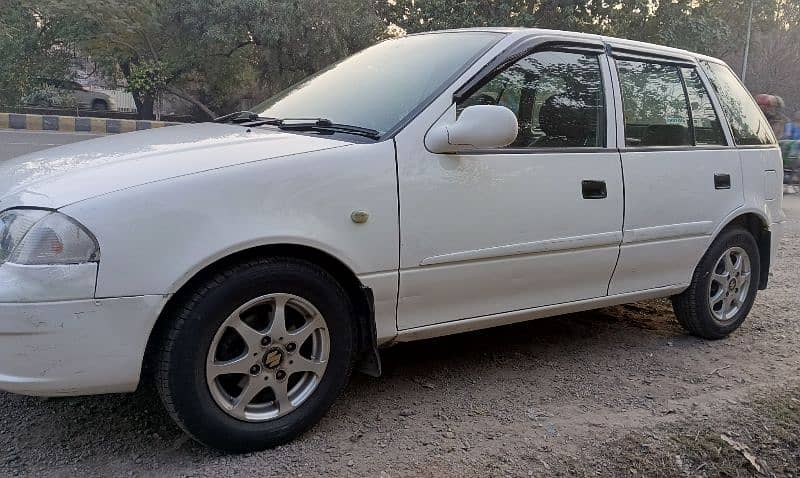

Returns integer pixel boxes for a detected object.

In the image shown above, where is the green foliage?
[375,0,738,52]
[20,84,78,108]
[126,60,169,96]
[3,0,799,117]
[28,0,382,118]
[167,0,383,111]
[0,1,77,105]
[376,1,578,34]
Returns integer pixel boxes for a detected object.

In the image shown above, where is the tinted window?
[680,68,726,145]
[617,60,691,147]
[459,50,605,148]
[255,32,503,135]
[700,61,775,146]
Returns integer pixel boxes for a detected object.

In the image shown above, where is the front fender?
[60,141,400,299]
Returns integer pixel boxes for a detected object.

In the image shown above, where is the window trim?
[449,146,614,155]
[610,50,696,68]
[453,40,606,103]
[451,40,614,153]
[677,67,697,146]
[622,145,736,153]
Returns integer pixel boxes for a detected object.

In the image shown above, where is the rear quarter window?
[700,61,776,146]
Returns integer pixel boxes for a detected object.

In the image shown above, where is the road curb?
[0,112,177,134]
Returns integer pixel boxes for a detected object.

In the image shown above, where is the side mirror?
[426,105,518,153]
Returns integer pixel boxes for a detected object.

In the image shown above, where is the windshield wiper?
[214,111,278,124]
[280,120,381,139]
[250,118,381,140]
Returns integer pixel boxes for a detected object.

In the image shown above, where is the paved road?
[0,129,101,162]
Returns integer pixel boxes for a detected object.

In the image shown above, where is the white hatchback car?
[0,29,785,452]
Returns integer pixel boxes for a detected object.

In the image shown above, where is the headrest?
[539,93,596,140]
[640,124,690,146]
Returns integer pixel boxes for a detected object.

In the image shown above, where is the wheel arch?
[141,243,381,385]
[708,210,771,290]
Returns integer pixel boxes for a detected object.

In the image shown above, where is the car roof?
[412,27,724,65]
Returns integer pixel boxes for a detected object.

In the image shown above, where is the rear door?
[608,51,743,294]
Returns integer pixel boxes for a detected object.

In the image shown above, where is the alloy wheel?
[205,293,329,422]
[707,246,751,323]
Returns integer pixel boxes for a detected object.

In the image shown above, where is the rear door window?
[700,61,775,146]
[616,60,691,147]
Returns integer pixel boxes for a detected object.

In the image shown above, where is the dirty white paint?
[0,296,167,396]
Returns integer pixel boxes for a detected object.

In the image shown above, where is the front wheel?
[672,227,760,339]
[155,257,356,452]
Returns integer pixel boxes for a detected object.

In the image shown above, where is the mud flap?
[758,230,771,290]
[355,286,382,377]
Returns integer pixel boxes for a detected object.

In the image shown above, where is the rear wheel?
[155,257,356,452]
[672,227,760,339]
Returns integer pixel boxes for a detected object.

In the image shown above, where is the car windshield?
[253,32,505,136]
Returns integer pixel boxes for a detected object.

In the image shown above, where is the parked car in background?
[21,78,116,111]
[0,28,785,453]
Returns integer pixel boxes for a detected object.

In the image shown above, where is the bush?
[20,85,78,108]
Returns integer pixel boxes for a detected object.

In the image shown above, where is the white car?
[25,79,117,111]
[0,29,785,452]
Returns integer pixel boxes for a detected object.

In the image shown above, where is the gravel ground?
[1,194,799,477]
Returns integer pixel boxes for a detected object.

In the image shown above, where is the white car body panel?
[0,296,167,396]
[608,148,743,294]
[60,140,400,297]
[0,123,350,210]
[0,262,98,302]
[0,28,785,396]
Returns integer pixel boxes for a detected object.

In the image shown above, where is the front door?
[395,46,624,330]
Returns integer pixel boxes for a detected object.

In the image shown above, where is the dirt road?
[1,195,798,477]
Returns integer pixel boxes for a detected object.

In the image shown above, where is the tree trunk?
[120,61,154,121]
[166,86,218,120]
[135,94,155,120]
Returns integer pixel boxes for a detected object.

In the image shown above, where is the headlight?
[0,209,100,265]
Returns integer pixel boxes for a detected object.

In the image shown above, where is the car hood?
[0,123,352,209]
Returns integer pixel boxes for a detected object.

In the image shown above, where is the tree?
[6,0,799,118]
[0,1,77,105]
[376,0,593,34]
[170,0,383,112]
[38,0,217,119]
[376,0,733,52]
[35,0,382,120]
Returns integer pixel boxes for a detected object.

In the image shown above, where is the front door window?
[459,50,606,148]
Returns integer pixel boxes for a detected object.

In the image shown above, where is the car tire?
[155,257,356,452]
[671,227,760,339]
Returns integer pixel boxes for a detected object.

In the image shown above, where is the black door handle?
[582,180,607,199]
[714,173,731,189]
